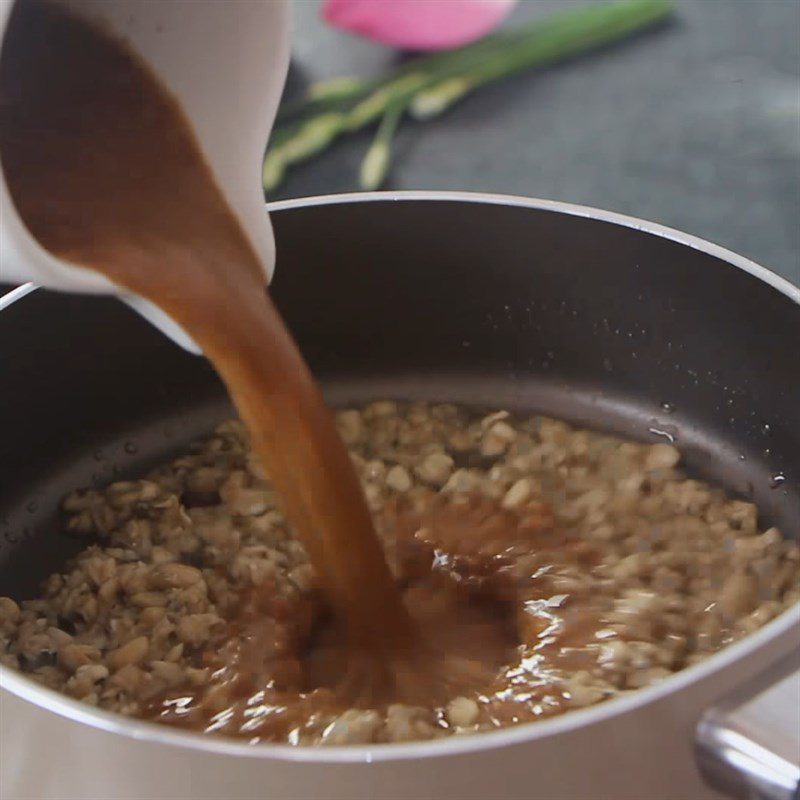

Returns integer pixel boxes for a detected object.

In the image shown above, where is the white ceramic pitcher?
[0,0,291,353]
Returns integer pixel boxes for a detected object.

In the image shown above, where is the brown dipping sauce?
[0,0,553,726]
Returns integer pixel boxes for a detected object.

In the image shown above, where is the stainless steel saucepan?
[0,193,798,800]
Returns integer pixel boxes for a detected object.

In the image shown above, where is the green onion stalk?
[263,0,673,193]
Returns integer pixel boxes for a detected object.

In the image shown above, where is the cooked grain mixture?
[1,402,798,744]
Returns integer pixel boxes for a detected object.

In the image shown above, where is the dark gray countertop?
[274,0,800,285]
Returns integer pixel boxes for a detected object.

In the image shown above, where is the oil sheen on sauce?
[0,2,600,740]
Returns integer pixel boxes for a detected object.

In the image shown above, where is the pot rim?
[1,190,798,765]
[269,191,799,305]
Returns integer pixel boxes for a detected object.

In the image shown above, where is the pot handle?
[696,650,800,800]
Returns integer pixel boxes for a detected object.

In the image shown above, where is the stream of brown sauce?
[0,0,411,653]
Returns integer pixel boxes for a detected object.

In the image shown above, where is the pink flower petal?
[322,0,517,52]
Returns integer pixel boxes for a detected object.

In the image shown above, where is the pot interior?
[0,196,798,601]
